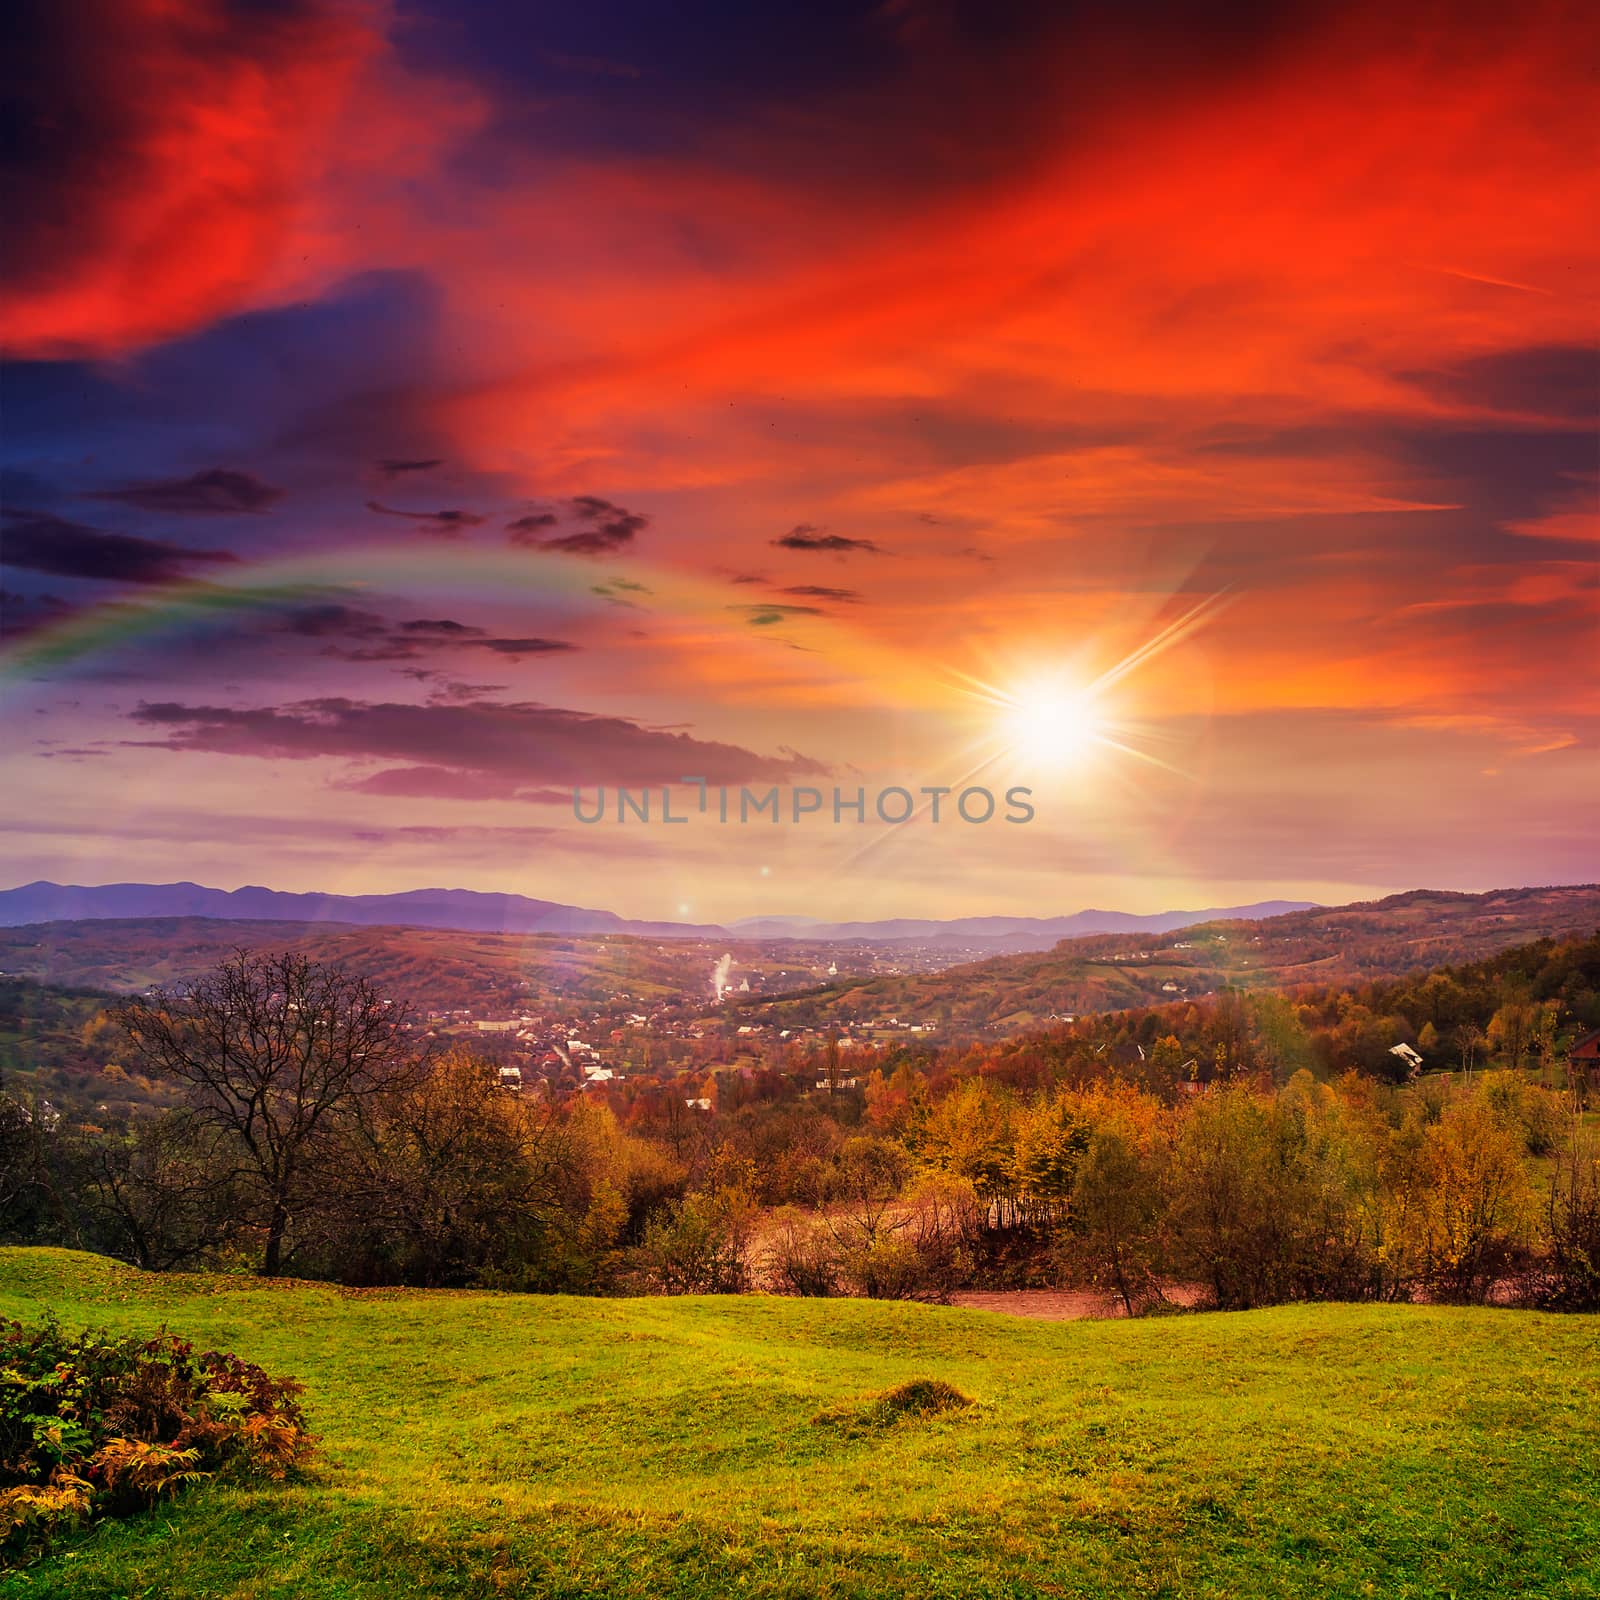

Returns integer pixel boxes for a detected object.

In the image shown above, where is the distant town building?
[1389,1042,1425,1075]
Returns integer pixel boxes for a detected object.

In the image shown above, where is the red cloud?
[2,0,480,357]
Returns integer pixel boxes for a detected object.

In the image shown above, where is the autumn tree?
[1486,1002,1538,1071]
[1416,1090,1534,1301]
[330,1048,570,1287]
[919,1078,1014,1223]
[1071,1109,1164,1315]
[1010,1095,1090,1226]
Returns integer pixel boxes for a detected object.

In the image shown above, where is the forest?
[1,933,1596,1313]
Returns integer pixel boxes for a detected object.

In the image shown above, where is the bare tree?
[0,1090,46,1221]
[113,951,421,1274]
[1456,1022,1486,1078]
[81,1112,244,1270]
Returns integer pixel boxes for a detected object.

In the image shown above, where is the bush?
[632,1191,753,1294]
[764,1210,840,1297]
[1525,1140,1600,1311]
[0,1318,312,1556]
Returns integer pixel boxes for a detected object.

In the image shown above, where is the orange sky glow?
[3,0,1595,920]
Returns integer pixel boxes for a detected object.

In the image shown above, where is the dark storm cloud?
[128,695,826,787]
[1,510,239,585]
[591,577,651,608]
[272,604,390,639]
[88,468,284,514]
[772,525,881,554]
[1391,427,1597,533]
[338,764,535,801]
[1406,344,1600,425]
[781,584,860,602]
[474,638,579,656]
[3,275,451,553]
[365,500,488,536]
[399,618,487,638]
[0,587,73,638]
[522,496,650,556]
[410,0,1328,207]
[728,603,825,626]
[276,609,579,664]
[2,0,342,294]
[506,510,560,543]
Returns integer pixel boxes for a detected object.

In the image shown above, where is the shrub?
[1525,1139,1600,1311]
[633,1190,753,1294]
[0,1318,312,1556]
[835,1234,931,1301]
[764,1210,840,1297]
[1415,1096,1534,1303]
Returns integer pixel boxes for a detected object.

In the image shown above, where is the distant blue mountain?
[0,879,1314,949]
[727,903,1316,947]
[0,881,722,939]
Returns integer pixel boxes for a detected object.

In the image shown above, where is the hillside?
[0,919,725,1010]
[2,1248,1596,1599]
[739,885,1600,1030]
[725,899,1315,949]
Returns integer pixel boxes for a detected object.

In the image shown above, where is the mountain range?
[0,880,1313,951]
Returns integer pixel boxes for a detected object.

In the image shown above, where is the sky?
[2,0,1596,924]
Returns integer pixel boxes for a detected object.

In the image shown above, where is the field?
[2,1251,1597,1598]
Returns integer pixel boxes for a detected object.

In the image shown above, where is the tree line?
[1,939,1596,1312]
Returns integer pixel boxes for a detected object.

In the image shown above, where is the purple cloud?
[129,695,827,789]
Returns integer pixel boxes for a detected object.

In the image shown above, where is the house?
[1389,1042,1424,1076]
[497,1065,523,1092]
[1569,1029,1599,1103]
[1096,1041,1146,1065]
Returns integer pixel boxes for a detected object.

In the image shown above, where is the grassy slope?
[2,1250,1597,1600]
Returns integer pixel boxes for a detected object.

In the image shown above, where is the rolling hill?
[725,900,1315,949]
[736,884,1600,1031]
[1,1248,1595,1599]
[0,919,725,1012]
[2,885,1596,1040]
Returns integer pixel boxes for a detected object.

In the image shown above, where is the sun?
[996,679,1105,769]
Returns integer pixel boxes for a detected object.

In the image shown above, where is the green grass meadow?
[2,1248,1596,1598]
